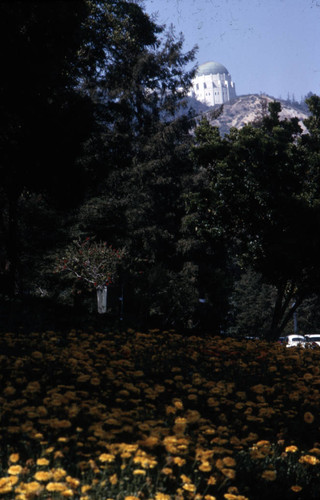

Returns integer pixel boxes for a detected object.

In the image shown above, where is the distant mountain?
[188,94,310,136]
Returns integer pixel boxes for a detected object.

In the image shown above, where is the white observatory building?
[189,61,236,106]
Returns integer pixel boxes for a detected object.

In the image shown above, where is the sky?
[142,0,320,101]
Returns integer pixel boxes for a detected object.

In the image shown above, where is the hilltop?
[190,94,310,136]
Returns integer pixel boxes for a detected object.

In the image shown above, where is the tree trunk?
[5,193,21,296]
[266,281,298,341]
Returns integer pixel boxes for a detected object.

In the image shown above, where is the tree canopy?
[188,99,320,338]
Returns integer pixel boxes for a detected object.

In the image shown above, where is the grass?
[0,328,320,499]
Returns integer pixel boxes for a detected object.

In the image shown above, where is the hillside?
[191,94,310,136]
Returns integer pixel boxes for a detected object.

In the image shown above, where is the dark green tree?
[180,116,233,333]
[0,0,197,309]
[188,100,320,339]
[68,3,198,328]
[0,1,94,295]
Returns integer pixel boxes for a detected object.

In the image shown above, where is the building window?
[196,83,199,90]
[204,82,207,89]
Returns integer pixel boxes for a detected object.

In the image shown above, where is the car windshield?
[291,337,305,342]
[308,336,320,341]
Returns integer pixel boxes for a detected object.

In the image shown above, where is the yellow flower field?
[0,329,320,499]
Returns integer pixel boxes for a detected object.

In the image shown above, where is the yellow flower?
[26,380,41,392]
[0,484,12,495]
[155,493,171,500]
[9,453,20,463]
[16,481,43,495]
[207,476,217,485]
[224,495,249,500]
[37,457,50,466]
[188,394,198,401]
[124,497,140,500]
[173,457,186,466]
[34,471,53,481]
[161,467,173,475]
[90,377,100,386]
[291,485,303,493]
[46,482,68,492]
[285,445,298,453]
[53,468,67,481]
[8,464,23,475]
[299,454,320,465]
[304,412,315,424]
[222,457,236,467]
[133,469,146,475]
[99,453,115,463]
[109,474,118,485]
[173,399,184,410]
[222,468,236,480]
[261,470,277,481]
[166,405,177,415]
[0,476,18,488]
[142,436,159,448]
[66,476,80,488]
[180,474,191,484]
[182,483,196,493]
[199,461,212,472]
[81,485,92,494]
[61,488,74,497]
[4,385,16,396]
[45,446,55,454]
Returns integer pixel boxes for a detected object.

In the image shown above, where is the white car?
[305,335,320,348]
[284,335,307,348]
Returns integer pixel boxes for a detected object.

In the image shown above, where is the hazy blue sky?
[143,0,320,100]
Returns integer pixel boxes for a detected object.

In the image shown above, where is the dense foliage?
[1,0,320,336]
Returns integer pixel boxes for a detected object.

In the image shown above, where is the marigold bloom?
[222,457,236,467]
[304,412,315,424]
[133,469,146,475]
[0,484,12,494]
[261,470,277,481]
[99,453,115,463]
[90,377,100,386]
[8,465,23,475]
[299,454,320,465]
[34,471,53,481]
[182,483,196,493]
[109,473,118,485]
[0,476,18,487]
[207,476,217,485]
[222,468,236,480]
[61,487,74,497]
[142,436,159,448]
[53,468,67,481]
[155,493,171,500]
[173,457,186,466]
[81,485,92,494]
[9,453,20,463]
[199,461,212,472]
[37,457,50,466]
[15,481,43,495]
[291,485,303,493]
[285,445,298,453]
[172,399,184,410]
[46,482,68,492]
[66,476,80,488]
[161,467,173,475]
[26,380,41,392]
